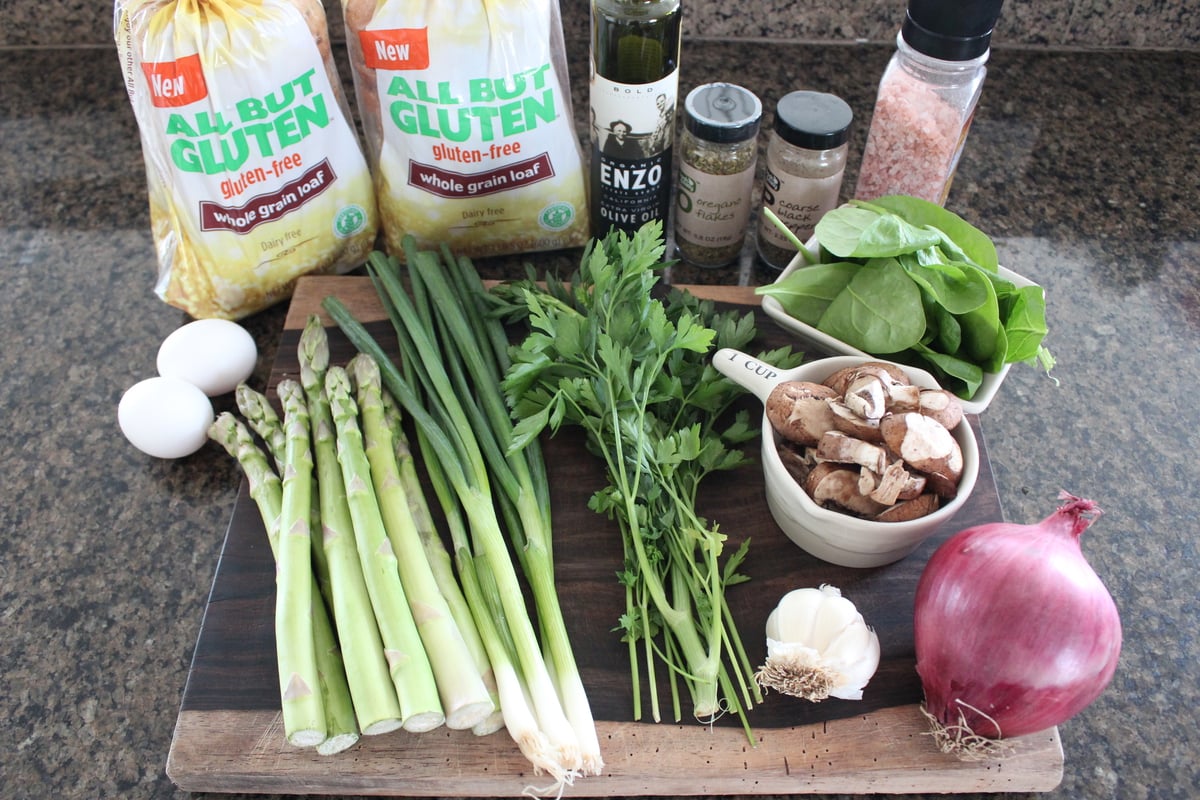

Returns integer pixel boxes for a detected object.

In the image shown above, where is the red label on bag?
[359,28,431,70]
[198,159,337,234]
[408,153,555,199]
[141,53,208,107]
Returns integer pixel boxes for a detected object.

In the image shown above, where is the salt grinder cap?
[684,83,763,144]
[772,91,853,151]
[902,0,1005,61]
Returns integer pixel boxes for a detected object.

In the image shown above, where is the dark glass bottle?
[588,0,683,237]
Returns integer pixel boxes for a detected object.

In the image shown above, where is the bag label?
[408,153,555,199]
[199,158,337,233]
[141,53,208,108]
[359,28,431,71]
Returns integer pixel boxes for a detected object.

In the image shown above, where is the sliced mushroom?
[896,469,928,500]
[879,412,963,498]
[884,382,922,412]
[804,463,889,517]
[828,399,884,442]
[868,460,915,506]
[917,388,965,431]
[765,381,839,446]
[816,430,889,474]
[778,441,817,485]
[858,466,878,497]
[874,492,941,522]
[843,374,888,421]
[822,362,911,396]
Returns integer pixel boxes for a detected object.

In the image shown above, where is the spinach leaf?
[755,261,859,324]
[912,343,985,399]
[898,252,991,315]
[1001,284,1050,363]
[859,195,999,271]
[956,274,1010,373]
[815,206,942,259]
[924,298,963,354]
[817,258,926,354]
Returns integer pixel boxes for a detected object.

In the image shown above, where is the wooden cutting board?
[166,275,1064,796]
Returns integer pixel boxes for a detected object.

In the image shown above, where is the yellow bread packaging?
[115,0,378,319]
[342,0,590,260]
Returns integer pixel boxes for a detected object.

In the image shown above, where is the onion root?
[919,702,1015,761]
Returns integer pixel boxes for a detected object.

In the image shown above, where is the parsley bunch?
[493,222,802,734]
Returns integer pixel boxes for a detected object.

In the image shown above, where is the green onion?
[323,241,601,783]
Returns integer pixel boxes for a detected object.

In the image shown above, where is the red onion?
[913,492,1121,755]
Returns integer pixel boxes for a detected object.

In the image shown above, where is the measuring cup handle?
[712,348,786,403]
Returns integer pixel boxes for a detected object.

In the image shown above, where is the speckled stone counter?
[2,33,1198,800]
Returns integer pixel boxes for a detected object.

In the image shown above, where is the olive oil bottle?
[588,0,682,236]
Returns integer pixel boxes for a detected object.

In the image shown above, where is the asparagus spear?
[208,412,358,754]
[298,317,404,736]
[235,383,286,469]
[350,352,495,731]
[237,381,330,602]
[381,388,505,737]
[325,365,444,733]
[274,380,326,747]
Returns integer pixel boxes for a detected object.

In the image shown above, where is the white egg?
[119,376,215,459]
[157,319,257,397]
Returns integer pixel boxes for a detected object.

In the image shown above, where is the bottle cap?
[772,91,853,151]
[684,83,762,144]
[902,0,1004,61]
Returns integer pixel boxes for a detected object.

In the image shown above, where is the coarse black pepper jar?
[756,91,853,272]
[673,82,762,268]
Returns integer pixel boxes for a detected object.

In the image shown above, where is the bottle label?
[588,70,678,235]
[759,157,843,250]
[674,164,755,249]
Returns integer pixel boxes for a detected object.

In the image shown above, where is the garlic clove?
[765,587,823,643]
[756,585,881,702]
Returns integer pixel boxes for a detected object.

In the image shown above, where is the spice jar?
[756,91,852,272]
[674,83,762,268]
[855,0,1004,205]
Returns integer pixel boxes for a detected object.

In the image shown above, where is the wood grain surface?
[167,275,1064,795]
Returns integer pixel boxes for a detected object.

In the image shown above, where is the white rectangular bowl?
[760,250,1039,415]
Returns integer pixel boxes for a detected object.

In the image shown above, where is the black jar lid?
[772,91,853,151]
[902,0,1005,61]
[683,83,762,144]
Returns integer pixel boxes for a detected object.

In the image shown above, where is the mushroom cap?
[879,412,963,497]
[766,381,839,446]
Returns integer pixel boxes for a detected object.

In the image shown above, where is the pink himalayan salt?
[855,67,969,204]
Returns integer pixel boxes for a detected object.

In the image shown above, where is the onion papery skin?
[913,493,1122,742]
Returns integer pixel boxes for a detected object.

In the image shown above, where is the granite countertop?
[2,32,1198,800]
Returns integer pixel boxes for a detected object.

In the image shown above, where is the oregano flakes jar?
[674,82,762,268]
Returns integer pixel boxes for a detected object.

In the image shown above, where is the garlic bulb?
[755,585,881,701]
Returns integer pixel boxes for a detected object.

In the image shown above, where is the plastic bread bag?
[114,0,378,320]
[342,0,590,260]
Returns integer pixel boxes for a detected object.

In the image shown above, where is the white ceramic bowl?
[760,250,1040,415]
[713,350,980,568]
